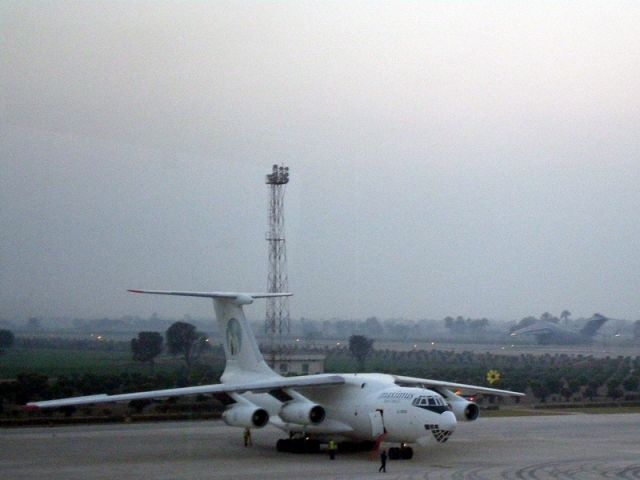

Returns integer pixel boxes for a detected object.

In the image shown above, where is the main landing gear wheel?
[276,438,320,454]
[276,439,291,452]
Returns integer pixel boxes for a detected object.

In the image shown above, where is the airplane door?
[369,410,385,438]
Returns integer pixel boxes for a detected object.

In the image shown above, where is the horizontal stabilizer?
[128,290,292,305]
[128,289,293,298]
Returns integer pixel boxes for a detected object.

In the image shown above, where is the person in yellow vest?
[243,428,252,447]
[328,439,338,459]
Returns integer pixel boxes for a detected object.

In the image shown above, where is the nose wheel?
[388,445,413,460]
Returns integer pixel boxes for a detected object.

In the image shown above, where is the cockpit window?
[413,395,446,407]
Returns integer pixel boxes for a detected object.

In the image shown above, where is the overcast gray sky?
[1,1,639,322]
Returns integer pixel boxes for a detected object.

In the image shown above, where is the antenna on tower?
[265,164,290,368]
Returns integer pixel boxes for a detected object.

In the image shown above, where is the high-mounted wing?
[392,375,525,397]
[510,320,559,337]
[26,374,345,410]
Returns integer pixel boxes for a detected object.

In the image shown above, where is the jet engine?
[279,401,326,425]
[222,404,269,428]
[448,396,479,422]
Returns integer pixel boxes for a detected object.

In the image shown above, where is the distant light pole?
[265,164,290,367]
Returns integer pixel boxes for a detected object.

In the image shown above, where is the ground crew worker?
[328,439,338,459]
[379,449,387,473]
[243,428,252,447]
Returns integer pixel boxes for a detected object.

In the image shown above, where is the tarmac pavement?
[1,413,639,479]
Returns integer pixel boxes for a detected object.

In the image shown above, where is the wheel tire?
[290,440,306,454]
[304,439,321,454]
[400,447,413,460]
[276,439,291,452]
[388,447,401,460]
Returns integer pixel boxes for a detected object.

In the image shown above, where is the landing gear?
[388,447,400,460]
[276,439,290,452]
[400,446,413,459]
[337,440,377,452]
[276,438,376,454]
[388,445,413,460]
[276,437,320,454]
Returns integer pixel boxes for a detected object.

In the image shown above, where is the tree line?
[1,327,639,413]
[130,322,211,379]
[331,342,640,404]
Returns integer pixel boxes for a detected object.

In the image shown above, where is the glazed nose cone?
[440,410,457,431]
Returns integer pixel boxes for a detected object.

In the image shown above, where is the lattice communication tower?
[265,164,290,365]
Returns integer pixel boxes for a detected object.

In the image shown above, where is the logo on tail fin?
[226,318,242,357]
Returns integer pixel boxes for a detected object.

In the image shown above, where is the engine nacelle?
[448,396,480,422]
[222,404,269,428]
[279,401,326,425]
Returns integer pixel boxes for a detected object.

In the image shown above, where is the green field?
[0,348,155,378]
[483,406,640,417]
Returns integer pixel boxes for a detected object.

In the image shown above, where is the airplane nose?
[440,410,457,431]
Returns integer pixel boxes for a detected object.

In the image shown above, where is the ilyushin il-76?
[27,290,524,460]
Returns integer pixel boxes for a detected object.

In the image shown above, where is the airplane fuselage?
[245,373,457,445]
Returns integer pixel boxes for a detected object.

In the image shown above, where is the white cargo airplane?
[27,290,524,459]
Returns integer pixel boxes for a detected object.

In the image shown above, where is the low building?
[273,353,326,376]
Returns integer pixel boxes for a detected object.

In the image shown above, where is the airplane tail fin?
[579,313,608,337]
[128,290,291,382]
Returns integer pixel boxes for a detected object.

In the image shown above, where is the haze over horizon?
[1,2,639,323]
